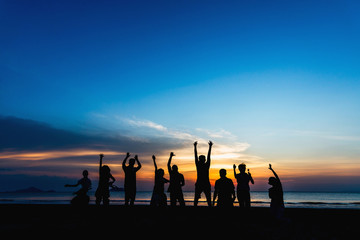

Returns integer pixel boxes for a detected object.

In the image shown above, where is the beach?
[1,204,360,239]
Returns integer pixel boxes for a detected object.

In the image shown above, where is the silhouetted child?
[268,164,284,220]
[194,140,213,206]
[65,169,92,205]
[95,154,115,205]
[213,169,235,207]
[167,152,185,206]
[150,155,169,207]
[233,163,254,208]
[122,152,142,205]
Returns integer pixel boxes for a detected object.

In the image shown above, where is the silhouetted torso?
[168,171,184,192]
[154,172,167,194]
[196,162,210,184]
[123,166,137,189]
[215,177,235,207]
[235,172,251,191]
[269,184,284,207]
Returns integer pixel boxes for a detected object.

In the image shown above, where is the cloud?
[125,119,167,132]
[0,115,262,191]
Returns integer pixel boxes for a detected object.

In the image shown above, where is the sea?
[1,191,360,209]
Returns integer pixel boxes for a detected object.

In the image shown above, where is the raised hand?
[233,164,236,169]
[170,152,175,157]
[194,141,198,147]
[134,155,138,160]
[269,164,272,170]
[208,140,213,146]
[152,155,156,161]
[126,152,130,158]
[99,153,104,159]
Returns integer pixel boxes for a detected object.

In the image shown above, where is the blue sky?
[1,0,360,191]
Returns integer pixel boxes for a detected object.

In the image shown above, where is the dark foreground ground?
[1,205,360,239]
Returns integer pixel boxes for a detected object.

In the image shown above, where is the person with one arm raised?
[167,152,185,206]
[150,155,169,206]
[268,164,284,220]
[95,154,115,205]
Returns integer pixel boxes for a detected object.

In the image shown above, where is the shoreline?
[1,204,360,239]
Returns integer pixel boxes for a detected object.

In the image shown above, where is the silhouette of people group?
[65,140,284,216]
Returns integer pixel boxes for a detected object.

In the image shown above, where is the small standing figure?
[167,152,185,206]
[150,155,169,207]
[65,170,92,206]
[194,140,213,206]
[122,152,142,206]
[95,154,115,205]
[268,164,284,220]
[233,163,254,208]
[213,169,235,207]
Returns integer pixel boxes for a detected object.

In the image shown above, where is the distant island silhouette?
[3,187,56,193]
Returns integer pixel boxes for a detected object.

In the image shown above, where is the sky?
[1,0,360,192]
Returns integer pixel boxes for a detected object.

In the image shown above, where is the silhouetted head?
[82,170,89,177]
[268,177,278,186]
[101,165,111,175]
[157,168,165,177]
[238,163,246,173]
[129,158,135,166]
[172,165,178,172]
[219,169,227,178]
[199,155,206,164]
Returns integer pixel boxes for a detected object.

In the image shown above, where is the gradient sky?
[1,0,360,192]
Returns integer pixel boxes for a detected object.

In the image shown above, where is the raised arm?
[122,152,130,170]
[233,164,237,179]
[152,155,157,171]
[269,164,280,181]
[248,169,254,184]
[135,155,142,171]
[99,154,104,175]
[207,141,213,166]
[167,152,174,173]
[194,141,198,164]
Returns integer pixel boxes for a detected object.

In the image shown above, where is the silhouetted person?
[233,163,254,208]
[122,152,142,205]
[95,154,115,205]
[268,164,284,220]
[65,169,92,205]
[167,152,185,206]
[150,155,169,207]
[194,140,213,206]
[213,169,235,207]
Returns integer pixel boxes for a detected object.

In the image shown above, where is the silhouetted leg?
[95,189,102,205]
[194,187,201,206]
[170,192,176,206]
[178,191,185,207]
[245,191,251,208]
[204,189,212,207]
[124,191,129,205]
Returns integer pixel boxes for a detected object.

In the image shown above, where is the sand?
[1,204,359,239]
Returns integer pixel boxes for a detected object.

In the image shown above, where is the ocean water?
[1,191,360,209]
